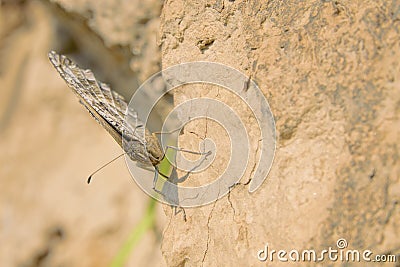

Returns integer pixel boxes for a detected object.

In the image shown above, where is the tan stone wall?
[160,0,400,266]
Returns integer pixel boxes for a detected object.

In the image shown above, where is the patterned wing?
[48,51,163,165]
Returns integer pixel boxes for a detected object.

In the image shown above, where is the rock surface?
[159,0,400,266]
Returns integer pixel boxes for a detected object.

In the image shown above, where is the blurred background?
[0,0,168,266]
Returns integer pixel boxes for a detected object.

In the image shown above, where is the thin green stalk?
[109,146,174,267]
[109,199,156,267]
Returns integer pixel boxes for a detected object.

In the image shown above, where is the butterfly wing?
[48,51,164,166]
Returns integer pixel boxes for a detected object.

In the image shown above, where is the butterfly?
[48,51,168,184]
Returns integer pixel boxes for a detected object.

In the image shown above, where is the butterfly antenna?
[87,152,126,184]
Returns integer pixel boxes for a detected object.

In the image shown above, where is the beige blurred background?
[0,0,167,266]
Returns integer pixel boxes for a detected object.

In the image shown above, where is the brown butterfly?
[48,51,210,193]
[48,51,169,184]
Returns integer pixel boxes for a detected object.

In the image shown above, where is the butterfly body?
[48,51,164,168]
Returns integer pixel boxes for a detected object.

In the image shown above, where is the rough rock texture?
[159,0,400,266]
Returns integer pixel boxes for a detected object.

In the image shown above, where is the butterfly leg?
[153,166,187,221]
[172,206,187,221]
[152,165,170,195]
[152,126,182,136]
[152,166,159,192]
[151,131,212,158]
[164,145,212,157]
[151,148,211,218]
